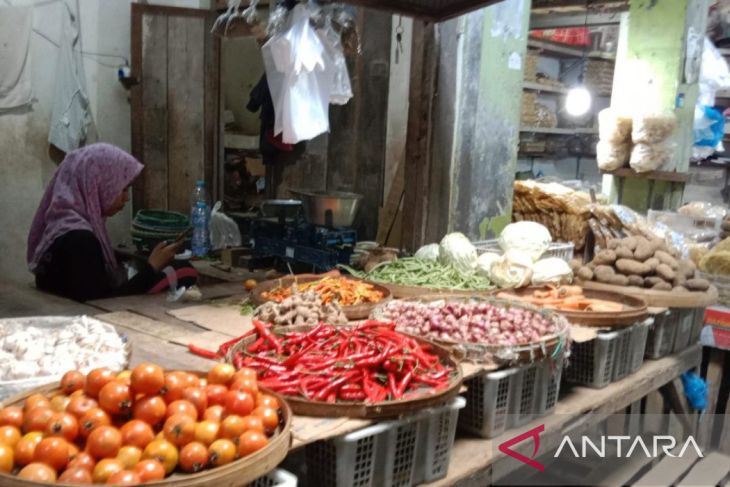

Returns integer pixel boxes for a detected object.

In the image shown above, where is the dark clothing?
[35,230,158,302]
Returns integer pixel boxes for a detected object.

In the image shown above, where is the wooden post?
[605,0,710,212]
[401,0,531,249]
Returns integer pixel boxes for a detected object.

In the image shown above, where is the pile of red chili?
[231,320,453,403]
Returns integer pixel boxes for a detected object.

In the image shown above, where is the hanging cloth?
[0,6,33,111]
[48,0,96,152]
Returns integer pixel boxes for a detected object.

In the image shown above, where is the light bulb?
[565,85,592,116]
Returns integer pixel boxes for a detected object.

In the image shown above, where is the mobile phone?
[170,227,193,244]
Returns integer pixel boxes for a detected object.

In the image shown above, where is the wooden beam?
[602,167,692,183]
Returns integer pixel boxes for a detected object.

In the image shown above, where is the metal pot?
[289,190,362,228]
[259,200,303,221]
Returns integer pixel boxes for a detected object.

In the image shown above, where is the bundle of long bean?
[340,258,493,291]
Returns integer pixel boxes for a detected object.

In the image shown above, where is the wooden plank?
[427,345,702,486]
[166,301,252,337]
[0,281,98,318]
[602,167,692,183]
[203,13,220,202]
[677,451,730,487]
[698,349,724,449]
[633,446,701,486]
[401,20,437,251]
[140,12,169,210]
[96,311,204,342]
[660,380,694,439]
[167,15,206,213]
[130,5,145,212]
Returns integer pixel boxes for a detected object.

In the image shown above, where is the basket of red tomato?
[0,362,291,485]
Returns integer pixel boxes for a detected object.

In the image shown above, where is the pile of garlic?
[0,316,127,381]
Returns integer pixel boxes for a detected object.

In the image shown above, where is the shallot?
[380,300,559,346]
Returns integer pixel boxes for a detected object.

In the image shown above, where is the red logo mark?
[498,424,545,471]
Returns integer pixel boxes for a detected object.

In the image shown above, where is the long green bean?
[338,258,493,290]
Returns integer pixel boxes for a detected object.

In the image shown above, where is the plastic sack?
[598,108,632,144]
[414,243,439,260]
[629,141,674,173]
[596,140,630,171]
[698,37,730,106]
[209,201,242,251]
[632,111,677,144]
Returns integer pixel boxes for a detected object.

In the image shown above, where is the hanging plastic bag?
[317,24,352,105]
[209,201,242,251]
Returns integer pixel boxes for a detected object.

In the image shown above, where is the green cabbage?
[438,232,477,273]
[414,243,440,260]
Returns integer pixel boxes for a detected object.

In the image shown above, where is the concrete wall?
[0,0,205,284]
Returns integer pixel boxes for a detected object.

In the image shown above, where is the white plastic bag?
[209,201,242,251]
[629,141,674,173]
[262,4,332,144]
[598,108,632,144]
[632,111,677,144]
[317,25,352,105]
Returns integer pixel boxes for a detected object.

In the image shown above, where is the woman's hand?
[148,240,182,271]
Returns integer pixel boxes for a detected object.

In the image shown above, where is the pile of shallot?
[379,300,561,346]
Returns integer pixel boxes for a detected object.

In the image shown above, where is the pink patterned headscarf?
[27,143,143,273]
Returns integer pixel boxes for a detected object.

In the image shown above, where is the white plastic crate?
[248,469,298,487]
[374,416,421,487]
[305,422,391,487]
[564,330,622,388]
[412,397,466,484]
[472,240,574,263]
[645,308,704,359]
[613,320,651,380]
[458,359,563,439]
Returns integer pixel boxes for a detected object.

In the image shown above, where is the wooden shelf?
[518,152,596,159]
[520,127,598,135]
[425,345,702,486]
[523,81,567,94]
[601,167,691,183]
[528,38,616,61]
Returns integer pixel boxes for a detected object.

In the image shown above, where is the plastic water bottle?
[191,180,210,257]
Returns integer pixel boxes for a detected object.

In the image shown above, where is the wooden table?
[0,279,707,485]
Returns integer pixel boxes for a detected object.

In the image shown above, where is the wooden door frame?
[130,3,221,212]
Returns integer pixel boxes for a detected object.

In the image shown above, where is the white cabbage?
[531,258,573,286]
[498,222,552,262]
[438,232,477,273]
[490,250,533,288]
[414,243,440,260]
[476,252,501,278]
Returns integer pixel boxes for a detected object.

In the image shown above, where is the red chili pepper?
[253,319,283,355]
[314,371,359,401]
[188,344,219,360]
[396,369,414,397]
[339,390,366,401]
[388,373,400,399]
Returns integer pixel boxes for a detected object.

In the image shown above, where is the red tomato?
[133,459,165,482]
[130,362,165,396]
[107,469,142,485]
[224,390,254,417]
[161,372,187,403]
[203,405,225,423]
[0,425,21,448]
[207,364,235,386]
[67,396,99,419]
[14,432,43,466]
[237,430,268,457]
[58,466,93,484]
[256,393,281,410]
[50,394,71,413]
[120,420,155,450]
[45,412,79,442]
[181,373,201,389]
[205,384,228,407]
[85,368,116,399]
[230,377,259,397]
[193,420,220,446]
[179,441,208,473]
[34,437,69,471]
[232,367,258,383]
[166,400,198,421]
[182,387,208,417]
[0,443,12,473]
[99,381,132,415]
[162,414,195,447]
[239,415,265,434]
[87,425,122,459]
[132,396,166,426]
[0,406,23,428]
[18,462,57,482]
[61,370,86,395]
[68,451,96,472]
[207,439,236,467]
[23,407,53,433]
[79,407,111,439]
[92,458,124,483]
[24,394,51,413]
[219,415,246,442]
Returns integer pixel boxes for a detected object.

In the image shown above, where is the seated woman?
[27,143,197,302]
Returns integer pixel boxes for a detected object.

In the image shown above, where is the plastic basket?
[305,422,391,487]
[564,330,623,388]
[628,319,652,374]
[248,469,298,487]
[374,417,420,487]
[458,359,563,439]
[472,240,574,263]
[645,310,675,359]
[690,308,705,345]
[458,368,517,438]
[672,308,697,353]
[412,397,466,484]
